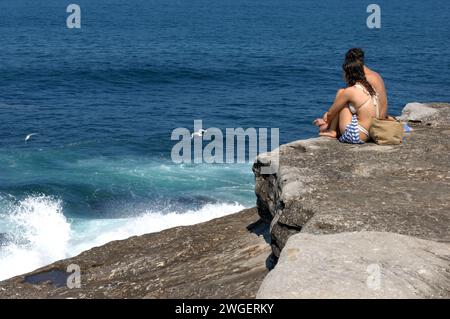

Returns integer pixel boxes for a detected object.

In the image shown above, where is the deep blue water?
[0,0,449,279]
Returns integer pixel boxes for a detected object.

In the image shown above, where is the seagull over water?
[191,129,207,138]
[25,133,39,142]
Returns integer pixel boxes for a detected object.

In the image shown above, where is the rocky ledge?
[254,102,450,298]
[257,231,449,298]
[1,103,449,299]
[0,208,271,298]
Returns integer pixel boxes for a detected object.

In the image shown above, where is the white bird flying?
[25,133,39,141]
[191,129,207,138]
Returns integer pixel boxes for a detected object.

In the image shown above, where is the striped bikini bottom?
[339,114,369,144]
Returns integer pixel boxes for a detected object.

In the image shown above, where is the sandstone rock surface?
[0,208,270,298]
[257,231,450,299]
[253,103,450,257]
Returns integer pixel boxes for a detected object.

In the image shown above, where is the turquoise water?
[0,0,449,280]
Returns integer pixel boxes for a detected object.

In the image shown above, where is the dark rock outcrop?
[253,103,450,257]
[0,208,271,298]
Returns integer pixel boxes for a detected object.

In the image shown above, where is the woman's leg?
[320,107,354,138]
[338,107,353,134]
[319,115,339,138]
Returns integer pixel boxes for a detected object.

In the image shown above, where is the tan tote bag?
[369,98,405,145]
[369,117,404,145]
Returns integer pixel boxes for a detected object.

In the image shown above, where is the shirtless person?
[346,48,388,119]
[314,48,388,138]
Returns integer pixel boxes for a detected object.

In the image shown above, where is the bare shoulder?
[366,69,386,93]
[366,68,385,84]
[339,87,352,95]
[339,86,356,99]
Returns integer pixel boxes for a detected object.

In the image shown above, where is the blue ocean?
[0,0,449,280]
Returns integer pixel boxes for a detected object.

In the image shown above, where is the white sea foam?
[0,196,245,281]
[0,196,71,281]
[70,202,245,254]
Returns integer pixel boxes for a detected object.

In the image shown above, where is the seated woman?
[314,59,380,144]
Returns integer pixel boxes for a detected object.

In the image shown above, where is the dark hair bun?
[345,48,365,64]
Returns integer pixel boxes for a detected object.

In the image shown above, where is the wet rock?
[0,208,271,299]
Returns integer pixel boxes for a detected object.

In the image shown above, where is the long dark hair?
[342,59,376,96]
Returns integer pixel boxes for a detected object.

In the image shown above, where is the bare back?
[345,84,378,132]
[364,66,387,118]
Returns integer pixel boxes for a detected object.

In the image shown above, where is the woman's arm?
[325,88,350,123]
